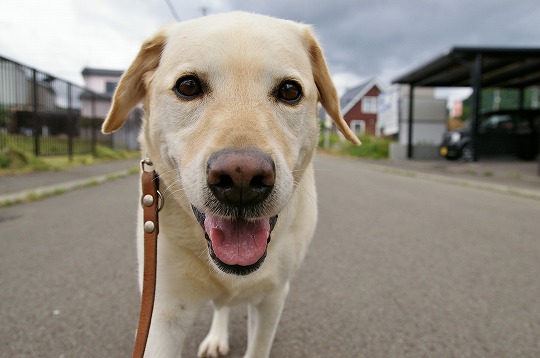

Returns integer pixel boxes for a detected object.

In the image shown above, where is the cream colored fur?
[102,12,359,358]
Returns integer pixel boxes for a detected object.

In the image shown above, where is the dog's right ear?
[101,30,167,134]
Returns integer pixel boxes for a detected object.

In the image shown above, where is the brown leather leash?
[133,158,163,358]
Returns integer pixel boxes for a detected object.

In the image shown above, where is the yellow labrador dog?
[102,12,359,358]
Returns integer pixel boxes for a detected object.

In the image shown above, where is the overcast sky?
[2,0,539,100]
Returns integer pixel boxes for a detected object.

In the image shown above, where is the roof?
[82,67,124,77]
[392,46,540,88]
[79,90,112,100]
[340,78,384,114]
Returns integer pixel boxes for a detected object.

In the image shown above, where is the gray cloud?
[2,0,538,93]
[208,0,540,84]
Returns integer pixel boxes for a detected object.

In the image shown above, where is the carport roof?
[392,46,540,88]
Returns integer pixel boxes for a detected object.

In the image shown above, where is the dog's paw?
[197,334,230,358]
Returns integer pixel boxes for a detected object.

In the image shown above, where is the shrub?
[318,133,391,160]
[0,146,53,171]
[95,145,139,160]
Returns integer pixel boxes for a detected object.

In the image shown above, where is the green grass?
[0,132,111,156]
[0,145,53,172]
[318,133,391,160]
[0,144,138,175]
[507,172,522,180]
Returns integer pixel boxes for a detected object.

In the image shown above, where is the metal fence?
[0,56,113,158]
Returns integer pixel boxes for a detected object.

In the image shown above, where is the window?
[350,120,365,135]
[362,96,377,114]
[106,81,118,94]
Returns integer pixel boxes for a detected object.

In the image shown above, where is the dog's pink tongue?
[204,215,270,266]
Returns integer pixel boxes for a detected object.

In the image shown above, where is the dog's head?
[102,12,359,275]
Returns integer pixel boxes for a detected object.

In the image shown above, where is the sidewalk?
[360,157,540,200]
[1,156,539,207]
[0,159,140,206]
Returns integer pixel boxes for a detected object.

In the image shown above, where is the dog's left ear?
[303,28,361,145]
[102,29,168,134]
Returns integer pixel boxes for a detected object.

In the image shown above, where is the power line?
[164,0,180,21]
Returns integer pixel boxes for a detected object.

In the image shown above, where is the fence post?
[67,83,73,161]
[32,69,40,156]
[91,93,97,157]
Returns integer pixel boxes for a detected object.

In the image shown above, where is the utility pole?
[164,0,180,21]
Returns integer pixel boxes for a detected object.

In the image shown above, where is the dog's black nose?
[207,148,275,207]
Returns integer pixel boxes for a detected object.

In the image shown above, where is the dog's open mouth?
[192,206,278,275]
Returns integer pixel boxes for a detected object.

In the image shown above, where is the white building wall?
[80,98,112,118]
[84,75,120,94]
[0,66,28,106]
[379,85,448,160]
[399,95,447,145]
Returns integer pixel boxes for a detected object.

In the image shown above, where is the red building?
[339,78,384,136]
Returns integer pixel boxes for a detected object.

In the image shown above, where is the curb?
[0,169,137,207]
[360,161,540,201]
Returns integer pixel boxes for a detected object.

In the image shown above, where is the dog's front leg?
[144,303,200,358]
[244,282,290,358]
[198,304,231,357]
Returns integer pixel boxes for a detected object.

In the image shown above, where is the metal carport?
[392,47,540,174]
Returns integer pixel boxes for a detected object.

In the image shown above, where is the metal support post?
[470,53,483,162]
[67,83,73,161]
[32,69,40,156]
[407,84,415,159]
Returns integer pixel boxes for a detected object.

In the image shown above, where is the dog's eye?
[173,76,203,99]
[277,81,302,104]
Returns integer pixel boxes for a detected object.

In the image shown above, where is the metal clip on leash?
[133,158,163,358]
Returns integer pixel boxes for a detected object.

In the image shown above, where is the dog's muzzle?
[192,148,279,276]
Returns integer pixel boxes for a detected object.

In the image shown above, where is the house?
[80,67,141,150]
[339,78,384,136]
[80,68,123,119]
[0,56,77,137]
[0,61,56,112]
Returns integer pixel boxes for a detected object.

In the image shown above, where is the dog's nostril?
[250,174,272,189]
[216,174,234,189]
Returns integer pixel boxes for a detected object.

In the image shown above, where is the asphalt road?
[1,155,539,357]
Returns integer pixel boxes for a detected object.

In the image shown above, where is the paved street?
[1,154,540,357]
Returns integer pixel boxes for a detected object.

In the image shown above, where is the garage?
[392,47,540,173]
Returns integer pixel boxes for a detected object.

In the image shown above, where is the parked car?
[439,109,540,161]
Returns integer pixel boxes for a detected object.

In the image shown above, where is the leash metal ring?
[140,158,153,172]
[156,190,164,212]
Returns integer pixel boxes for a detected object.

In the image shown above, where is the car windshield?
[459,110,540,131]
[479,114,513,131]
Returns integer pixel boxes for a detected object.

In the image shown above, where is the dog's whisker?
[161,180,182,196]
[293,180,317,208]
[291,168,330,173]
[164,187,186,202]
[149,167,183,180]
